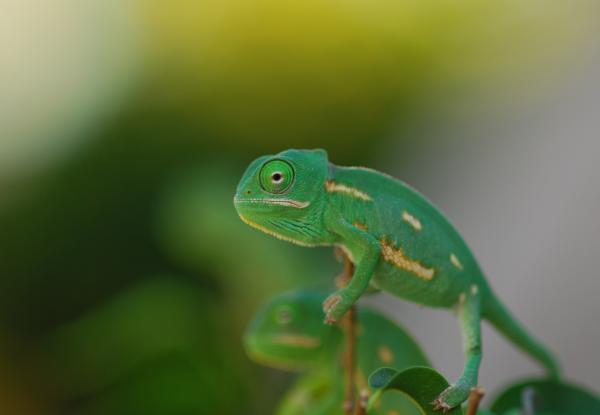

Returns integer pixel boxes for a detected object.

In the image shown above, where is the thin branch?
[354,389,369,415]
[466,387,485,415]
[335,248,357,415]
[343,301,357,414]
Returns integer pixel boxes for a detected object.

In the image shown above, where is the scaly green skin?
[234,149,560,410]
[244,290,430,414]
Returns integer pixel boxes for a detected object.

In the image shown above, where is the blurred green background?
[1,1,599,414]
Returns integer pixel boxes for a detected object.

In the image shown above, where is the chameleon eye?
[259,160,294,194]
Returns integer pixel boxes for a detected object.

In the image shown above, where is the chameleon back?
[326,165,489,308]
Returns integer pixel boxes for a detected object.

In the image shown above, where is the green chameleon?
[234,149,560,410]
[244,289,431,415]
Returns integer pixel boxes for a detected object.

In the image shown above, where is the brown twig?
[343,301,357,414]
[354,389,369,415]
[466,387,485,415]
[335,248,357,415]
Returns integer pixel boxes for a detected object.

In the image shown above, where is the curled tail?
[483,295,560,379]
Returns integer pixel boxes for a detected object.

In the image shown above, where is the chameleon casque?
[244,290,431,415]
[233,149,560,410]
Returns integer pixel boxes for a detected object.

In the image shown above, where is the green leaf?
[490,379,600,415]
[368,366,463,415]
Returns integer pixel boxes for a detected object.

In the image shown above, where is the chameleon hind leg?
[433,287,482,412]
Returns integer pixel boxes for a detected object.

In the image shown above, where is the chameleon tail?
[483,295,560,379]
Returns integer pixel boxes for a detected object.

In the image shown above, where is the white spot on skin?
[402,211,422,231]
[471,284,479,295]
[450,253,463,270]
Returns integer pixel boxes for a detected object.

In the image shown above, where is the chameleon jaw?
[233,197,310,209]
[269,334,322,349]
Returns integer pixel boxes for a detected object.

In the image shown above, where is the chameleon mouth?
[269,334,321,349]
[244,346,309,372]
[243,334,318,371]
[233,197,310,209]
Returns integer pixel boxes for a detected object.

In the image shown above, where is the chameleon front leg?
[433,288,482,412]
[323,219,380,324]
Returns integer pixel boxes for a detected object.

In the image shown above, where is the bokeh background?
[1,1,599,413]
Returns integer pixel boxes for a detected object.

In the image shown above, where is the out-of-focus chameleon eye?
[275,306,293,325]
[259,159,294,194]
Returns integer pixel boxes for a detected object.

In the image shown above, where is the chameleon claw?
[322,294,343,324]
[323,291,354,325]
[431,396,452,413]
[433,383,471,412]
[323,294,341,311]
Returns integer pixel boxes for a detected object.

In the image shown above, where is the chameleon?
[233,148,560,410]
[244,289,431,415]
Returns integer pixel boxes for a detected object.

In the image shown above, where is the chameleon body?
[244,290,431,415]
[234,149,560,410]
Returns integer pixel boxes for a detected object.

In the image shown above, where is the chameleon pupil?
[277,310,291,324]
[258,159,294,193]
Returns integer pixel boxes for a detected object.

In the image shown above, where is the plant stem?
[335,248,356,415]
[466,387,485,415]
[354,389,369,415]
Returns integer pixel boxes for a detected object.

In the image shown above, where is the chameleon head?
[243,290,340,371]
[233,149,329,246]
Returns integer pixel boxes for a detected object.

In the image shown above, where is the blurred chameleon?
[244,290,431,415]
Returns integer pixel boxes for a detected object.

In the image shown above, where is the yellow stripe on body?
[353,221,368,232]
[270,334,321,349]
[325,180,372,201]
[380,238,435,281]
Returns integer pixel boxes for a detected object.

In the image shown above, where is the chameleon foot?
[322,290,352,324]
[431,383,471,413]
[431,396,452,413]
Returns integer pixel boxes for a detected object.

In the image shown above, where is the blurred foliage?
[44,278,247,414]
[139,0,600,155]
[489,379,600,415]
